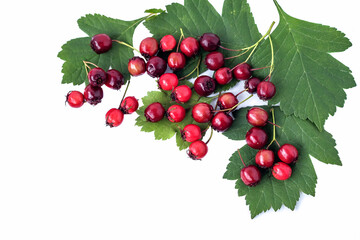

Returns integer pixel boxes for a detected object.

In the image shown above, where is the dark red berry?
[211,112,233,132]
[255,149,275,168]
[84,85,103,105]
[128,57,146,76]
[88,68,107,87]
[240,165,261,186]
[205,51,224,70]
[245,127,268,149]
[194,76,216,97]
[105,69,124,90]
[105,108,124,127]
[192,103,214,123]
[278,144,299,164]
[182,124,202,143]
[272,162,292,180]
[187,140,208,160]
[246,107,268,127]
[168,52,186,71]
[217,93,238,110]
[214,67,232,85]
[66,91,84,108]
[199,33,220,52]
[144,102,165,122]
[139,37,158,59]
[166,105,186,123]
[245,77,261,93]
[180,37,199,57]
[158,73,178,91]
[120,96,139,114]
[257,81,276,100]
[171,85,192,103]
[233,63,252,80]
[90,34,112,54]
[146,56,167,78]
[160,35,176,52]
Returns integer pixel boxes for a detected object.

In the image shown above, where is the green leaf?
[145,8,165,14]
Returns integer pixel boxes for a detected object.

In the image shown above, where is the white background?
[1,0,359,239]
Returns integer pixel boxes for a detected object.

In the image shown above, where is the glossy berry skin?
[233,63,252,80]
[215,67,232,85]
[199,33,220,52]
[128,57,146,76]
[146,56,167,78]
[88,68,107,87]
[257,81,276,100]
[66,91,84,108]
[168,52,186,71]
[255,150,275,168]
[246,107,269,127]
[245,127,268,149]
[144,102,165,122]
[245,77,261,94]
[90,34,112,54]
[167,105,186,123]
[205,51,224,70]
[192,103,214,123]
[194,76,216,97]
[105,108,124,128]
[217,93,238,110]
[120,96,138,114]
[105,69,124,90]
[188,140,208,160]
[182,124,202,143]
[180,37,199,57]
[84,85,103,105]
[278,144,299,164]
[211,112,233,132]
[171,85,192,103]
[160,35,176,51]
[158,73,178,91]
[240,165,261,186]
[272,162,292,180]
[139,37,158,59]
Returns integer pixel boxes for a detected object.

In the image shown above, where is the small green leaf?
[145,8,165,14]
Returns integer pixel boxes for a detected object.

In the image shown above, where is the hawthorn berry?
[255,149,275,168]
[194,76,216,97]
[257,81,276,100]
[199,33,220,52]
[166,105,186,123]
[233,63,252,80]
[171,85,192,103]
[187,140,208,160]
[215,67,232,85]
[88,68,107,87]
[105,108,124,127]
[105,69,124,90]
[66,91,84,108]
[182,124,202,143]
[84,85,103,105]
[272,162,292,180]
[120,96,139,114]
[158,73,178,91]
[160,35,176,51]
[128,57,146,76]
[211,112,233,132]
[90,33,112,54]
[205,51,224,70]
[245,127,268,149]
[240,165,261,186]
[146,56,167,78]
[180,37,199,57]
[192,103,214,123]
[245,77,261,94]
[139,37,158,59]
[246,107,269,127]
[278,144,299,164]
[168,52,186,71]
[217,93,238,110]
[144,102,165,122]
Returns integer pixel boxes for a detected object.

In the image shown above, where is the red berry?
[245,77,261,93]
[84,85,103,105]
[255,149,274,168]
[66,91,84,108]
[192,103,214,123]
[158,73,178,91]
[160,35,176,51]
[233,63,252,80]
[205,51,224,70]
[128,57,146,76]
[257,81,276,100]
[105,108,124,127]
[194,76,216,97]
[215,67,232,85]
[180,37,199,57]
[187,140,208,160]
[144,102,165,122]
[168,52,186,71]
[105,69,124,90]
[245,127,268,149]
[217,93,238,110]
[171,85,192,103]
[167,104,186,123]
[182,124,202,143]
[246,107,268,127]
[199,33,220,52]
[139,37,158,59]
[211,112,233,132]
[120,96,139,114]
[88,68,107,87]
[146,56,167,78]
[90,34,112,54]
[240,165,261,186]
[278,144,299,164]
[272,162,292,180]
